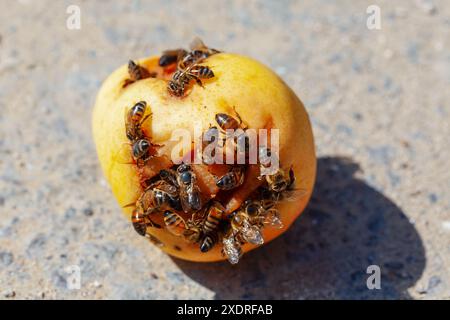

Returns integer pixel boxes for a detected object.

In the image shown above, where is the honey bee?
[135,181,178,214]
[200,233,219,253]
[265,166,295,193]
[215,109,248,152]
[216,165,245,190]
[183,224,202,243]
[257,146,294,192]
[132,139,151,162]
[159,168,179,187]
[159,49,188,67]
[202,201,224,234]
[125,101,150,142]
[189,37,220,57]
[242,199,273,216]
[167,64,214,97]
[177,164,203,213]
[190,65,215,79]
[131,209,161,237]
[222,235,242,264]
[242,200,283,229]
[163,210,188,237]
[199,201,224,252]
[230,211,264,245]
[215,111,243,131]
[176,38,220,70]
[201,126,220,164]
[131,138,162,165]
[123,60,154,87]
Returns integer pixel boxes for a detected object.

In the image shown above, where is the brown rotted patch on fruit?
[137,155,173,188]
[220,164,263,214]
[191,164,220,200]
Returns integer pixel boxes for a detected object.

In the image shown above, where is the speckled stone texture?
[0,0,449,300]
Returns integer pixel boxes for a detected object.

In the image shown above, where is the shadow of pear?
[172,156,426,299]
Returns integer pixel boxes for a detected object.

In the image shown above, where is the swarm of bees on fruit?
[121,39,303,264]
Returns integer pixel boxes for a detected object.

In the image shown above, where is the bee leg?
[146,218,162,229]
[233,106,247,129]
[140,113,152,126]
[122,79,134,88]
[288,165,295,189]
[144,209,162,229]
[193,76,204,87]
[122,201,136,208]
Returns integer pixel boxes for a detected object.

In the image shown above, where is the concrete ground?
[0,0,449,299]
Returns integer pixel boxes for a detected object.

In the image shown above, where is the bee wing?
[189,183,203,210]
[179,188,192,213]
[189,37,207,51]
[281,188,308,202]
[161,183,178,195]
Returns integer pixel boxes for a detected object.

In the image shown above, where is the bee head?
[163,210,172,218]
[140,139,150,149]
[245,202,260,216]
[179,171,192,185]
[168,81,182,96]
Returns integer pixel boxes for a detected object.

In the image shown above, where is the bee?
[159,168,179,187]
[183,211,206,243]
[200,233,219,253]
[131,209,161,237]
[215,112,243,132]
[159,49,188,67]
[189,37,220,57]
[163,210,188,237]
[125,101,150,141]
[177,51,204,70]
[198,201,224,252]
[123,60,154,87]
[242,199,272,217]
[202,201,224,234]
[176,38,220,70]
[132,139,151,162]
[215,109,248,152]
[135,181,178,214]
[257,146,293,192]
[131,138,162,165]
[183,224,202,243]
[177,164,203,213]
[242,200,283,229]
[230,211,264,245]
[222,235,242,264]
[216,165,245,190]
[167,64,214,97]
[190,65,214,79]
[201,126,220,164]
[265,166,295,193]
